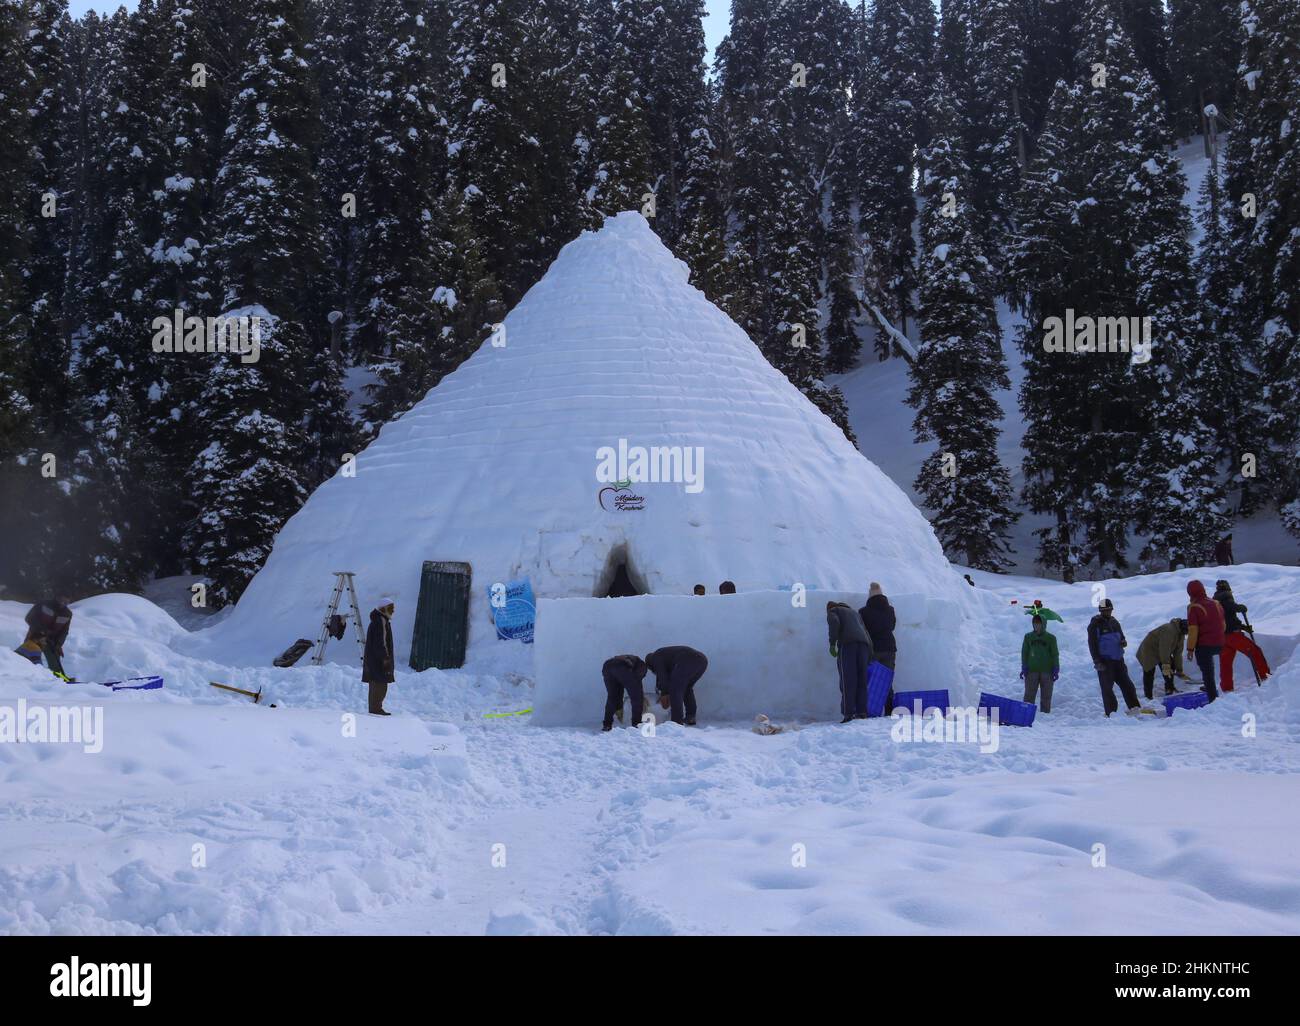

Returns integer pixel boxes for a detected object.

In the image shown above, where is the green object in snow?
[483,708,533,718]
[1024,604,1064,623]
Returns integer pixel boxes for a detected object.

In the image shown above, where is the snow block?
[866,661,894,717]
[891,690,950,716]
[978,691,1036,727]
[532,590,963,726]
[1163,691,1210,716]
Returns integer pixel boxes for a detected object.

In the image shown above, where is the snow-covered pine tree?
[1011,0,1182,579]
[1219,1,1271,518]
[967,0,1028,272]
[1240,0,1300,542]
[447,0,588,306]
[1168,0,1243,135]
[719,0,856,441]
[135,0,221,573]
[645,0,715,249]
[24,1,71,420]
[1015,0,1081,140]
[356,0,450,425]
[1126,98,1230,569]
[312,0,378,363]
[858,0,935,349]
[0,0,42,591]
[193,0,327,605]
[182,314,311,607]
[583,0,655,216]
[908,74,1017,571]
[68,0,172,592]
[1117,0,1173,106]
[1192,144,1252,465]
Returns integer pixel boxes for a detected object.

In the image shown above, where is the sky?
[67,1,734,59]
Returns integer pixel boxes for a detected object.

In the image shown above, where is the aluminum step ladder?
[312,571,367,666]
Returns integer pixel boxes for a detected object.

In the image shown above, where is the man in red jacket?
[1186,580,1226,702]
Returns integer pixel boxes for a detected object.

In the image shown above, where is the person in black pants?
[601,654,648,731]
[645,646,708,725]
[1086,599,1141,716]
[23,595,74,678]
[859,582,897,713]
[362,598,396,715]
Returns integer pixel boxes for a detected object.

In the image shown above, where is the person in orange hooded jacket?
[1185,580,1226,702]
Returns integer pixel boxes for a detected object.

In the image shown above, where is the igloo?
[196,212,965,702]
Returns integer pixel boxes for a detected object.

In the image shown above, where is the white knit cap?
[377,596,396,609]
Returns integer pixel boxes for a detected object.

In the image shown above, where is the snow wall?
[532,590,965,726]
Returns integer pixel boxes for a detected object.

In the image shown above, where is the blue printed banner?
[489,578,536,644]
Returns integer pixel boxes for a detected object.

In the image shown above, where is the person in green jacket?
[1020,614,1060,712]
[1135,618,1188,699]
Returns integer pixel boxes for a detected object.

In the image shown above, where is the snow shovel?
[209,680,266,704]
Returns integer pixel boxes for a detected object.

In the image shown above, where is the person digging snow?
[827,601,874,722]
[363,597,396,715]
[645,646,708,725]
[1213,579,1270,690]
[1185,580,1226,702]
[1135,619,1188,699]
[601,654,648,731]
[19,595,74,679]
[1087,599,1141,717]
[1020,614,1059,713]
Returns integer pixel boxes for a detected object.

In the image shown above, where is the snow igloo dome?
[200,212,962,673]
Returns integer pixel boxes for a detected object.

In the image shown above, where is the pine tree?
[1010,0,1220,577]
[356,0,450,424]
[858,0,935,348]
[719,0,856,440]
[1168,0,1242,134]
[447,0,587,306]
[583,0,655,216]
[0,0,42,592]
[313,0,377,360]
[908,76,1017,570]
[193,0,327,604]
[967,0,1028,268]
[183,315,312,606]
[1241,0,1300,542]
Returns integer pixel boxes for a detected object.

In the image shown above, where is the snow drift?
[188,212,961,672]
[532,590,963,726]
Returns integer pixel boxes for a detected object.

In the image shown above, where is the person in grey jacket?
[827,602,874,722]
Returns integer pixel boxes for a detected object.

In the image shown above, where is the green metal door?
[410,561,471,670]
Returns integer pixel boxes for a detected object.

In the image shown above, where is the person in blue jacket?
[1087,598,1141,716]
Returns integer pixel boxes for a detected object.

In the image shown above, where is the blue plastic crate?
[866,661,894,717]
[978,692,1036,727]
[892,689,949,716]
[1163,690,1209,717]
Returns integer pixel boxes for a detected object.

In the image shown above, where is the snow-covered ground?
[3,562,1298,935]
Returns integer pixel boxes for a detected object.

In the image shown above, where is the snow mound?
[191,211,960,673]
